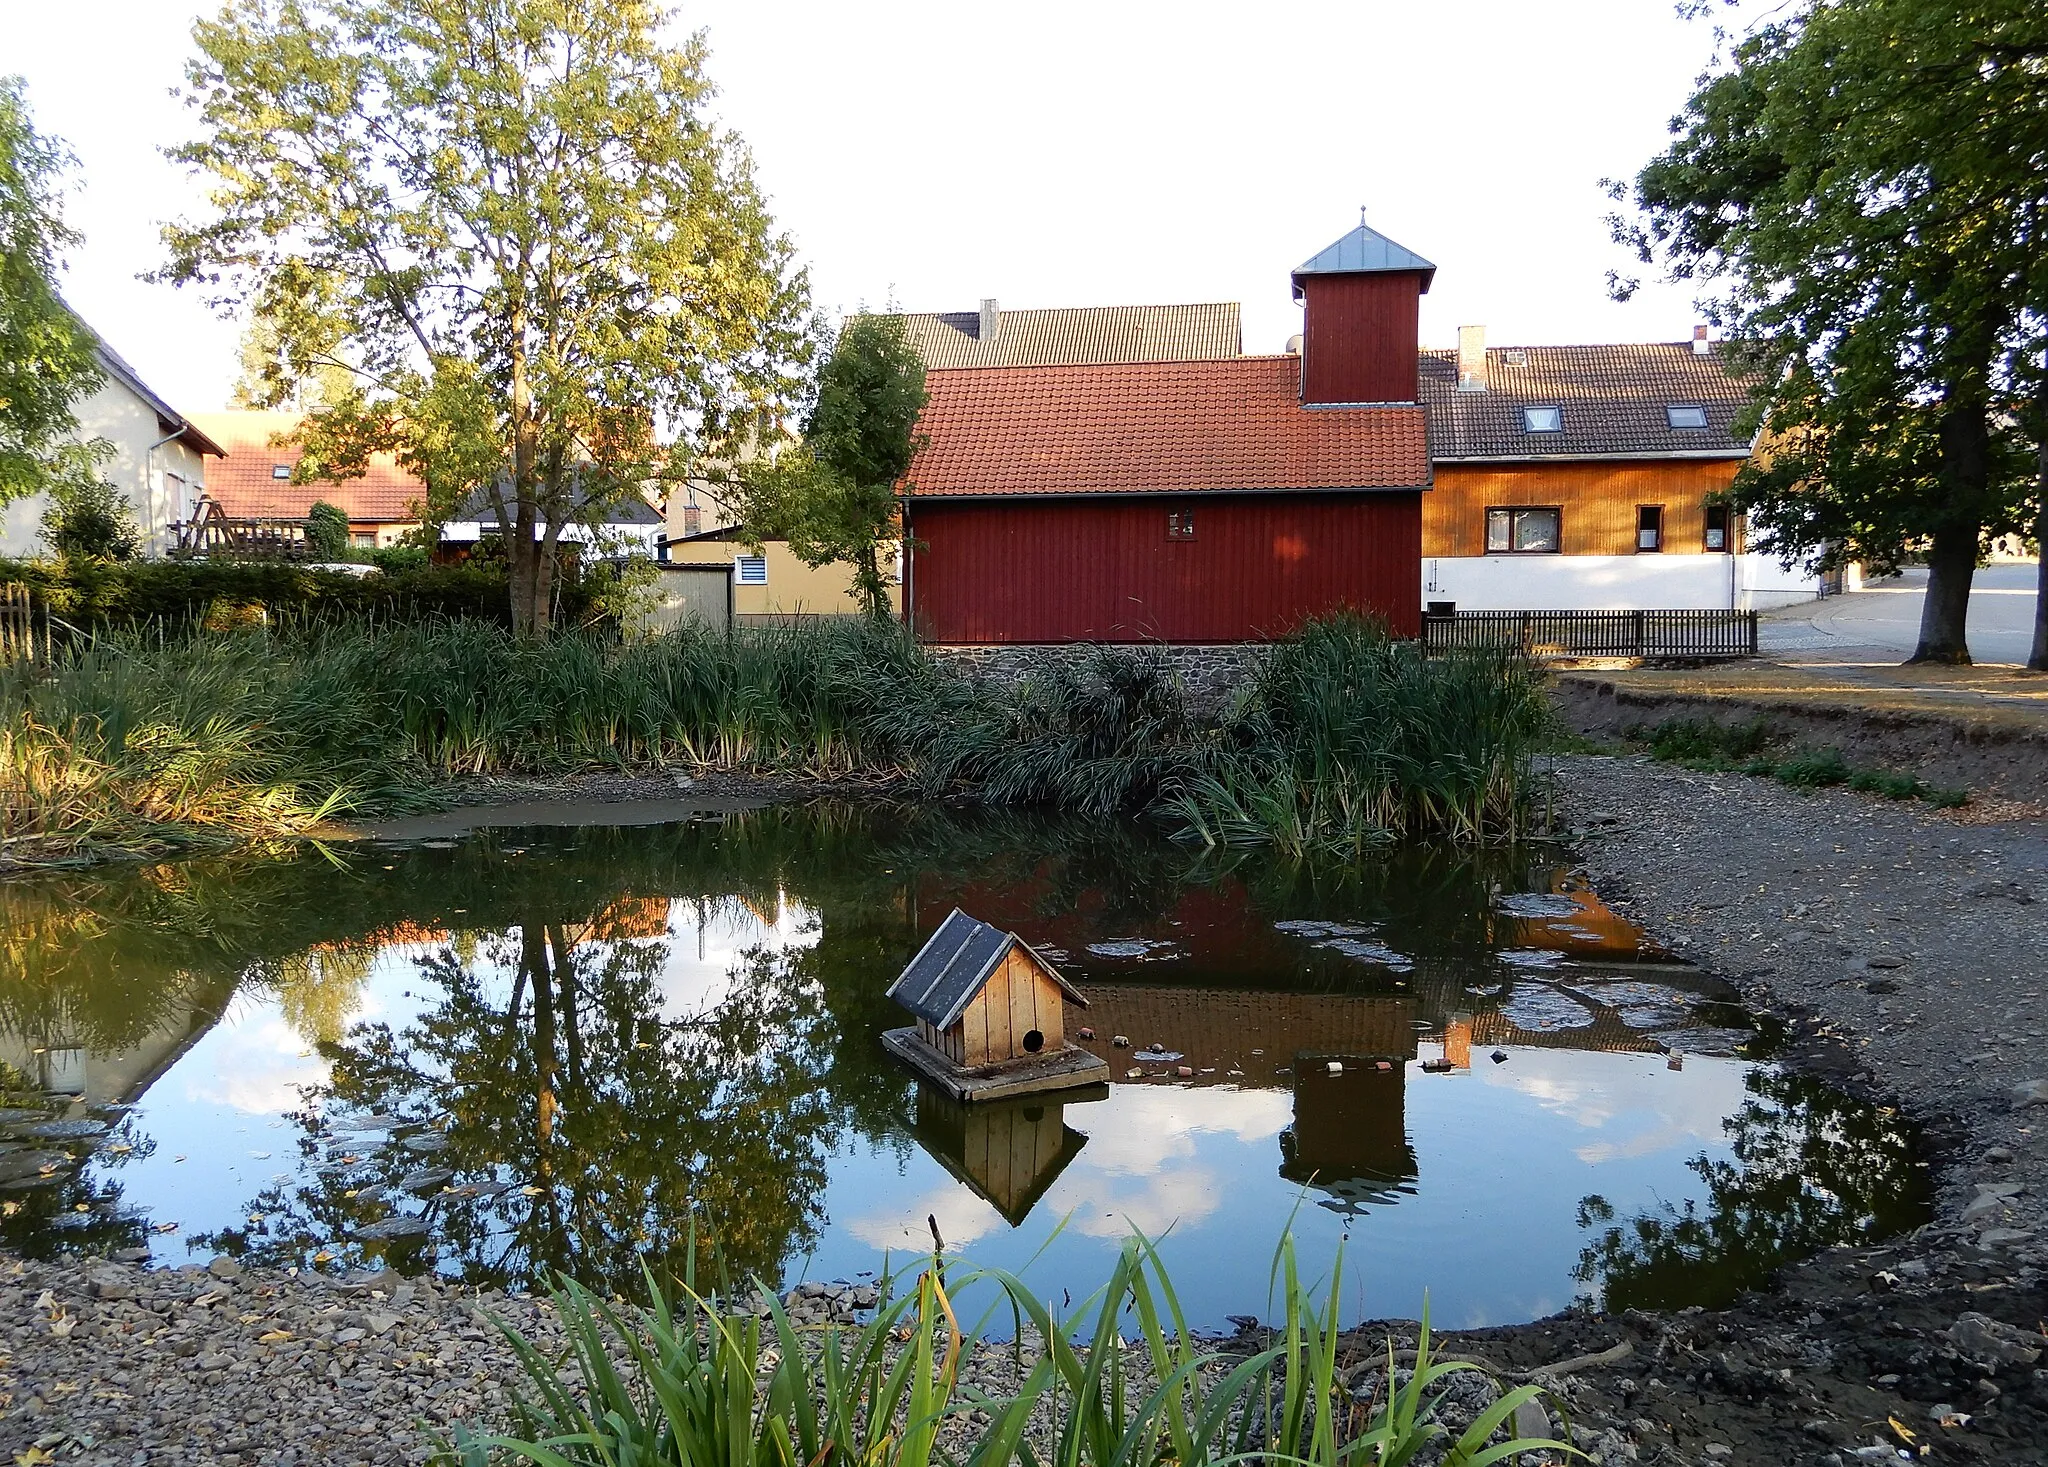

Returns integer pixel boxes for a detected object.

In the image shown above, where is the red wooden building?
[901,222,1436,643]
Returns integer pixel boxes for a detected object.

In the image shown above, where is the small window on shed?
[734,554,767,585]
[1666,404,1709,430]
[1521,405,1562,433]
[271,463,292,480]
[1165,509,1195,540]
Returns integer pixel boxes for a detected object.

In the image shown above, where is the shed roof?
[888,909,1088,1029]
[1291,223,1436,296]
[906,358,1431,498]
[892,303,1242,369]
[1417,343,1753,460]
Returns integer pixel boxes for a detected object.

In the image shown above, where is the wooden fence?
[1,583,50,666]
[1421,608,1759,660]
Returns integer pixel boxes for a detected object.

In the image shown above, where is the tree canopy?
[728,312,927,619]
[1613,0,2048,663]
[163,0,815,633]
[0,77,105,513]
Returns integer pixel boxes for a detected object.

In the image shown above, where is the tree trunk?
[1910,386,1991,665]
[1913,524,1978,664]
[2031,376,2048,672]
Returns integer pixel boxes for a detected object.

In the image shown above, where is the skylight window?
[271,463,292,480]
[1666,404,1709,430]
[1521,406,1562,433]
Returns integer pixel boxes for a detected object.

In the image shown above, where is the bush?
[38,477,140,562]
[306,501,350,561]
[0,556,590,628]
[1,615,1554,863]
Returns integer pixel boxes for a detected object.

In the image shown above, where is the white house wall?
[1422,552,1822,613]
[0,377,211,559]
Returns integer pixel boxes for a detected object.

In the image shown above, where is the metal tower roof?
[1291,221,1437,297]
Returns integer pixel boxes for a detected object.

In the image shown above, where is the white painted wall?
[1422,552,1823,612]
[0,375,211,559]
[440,520,664,553]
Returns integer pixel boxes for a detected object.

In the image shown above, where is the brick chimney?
[1457,325,1487,392]
[979,298,999,343]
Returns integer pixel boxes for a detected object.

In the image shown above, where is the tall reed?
[2,615,1550,865]
[447,1233,1572,1467]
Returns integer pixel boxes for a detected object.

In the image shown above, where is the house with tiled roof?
[1413,330,1818,611]
[189,411,425,549]
[902,222,1434,642]
[190,410,665,557]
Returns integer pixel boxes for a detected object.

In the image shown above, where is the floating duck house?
[882,909,1109,1101]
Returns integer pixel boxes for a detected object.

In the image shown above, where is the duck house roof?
[887,909,1088,1029]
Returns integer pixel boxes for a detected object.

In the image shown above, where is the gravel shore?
[4,751,2045,1465]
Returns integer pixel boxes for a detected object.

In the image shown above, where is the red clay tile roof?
[187,411,426,522]
[906,357,1430,497]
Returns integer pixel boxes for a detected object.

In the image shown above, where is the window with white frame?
[734,554,768,585]
[1485,506,1562,553]
[272,463,292,480]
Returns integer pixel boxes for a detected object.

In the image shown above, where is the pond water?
[0,805,1927,1329]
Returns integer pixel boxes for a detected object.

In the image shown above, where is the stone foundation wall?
[928,643,1273,715]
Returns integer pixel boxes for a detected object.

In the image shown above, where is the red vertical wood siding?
[1299,274,1424,404]
[907,493,1422,643]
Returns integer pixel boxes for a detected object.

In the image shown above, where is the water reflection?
[0,806,1927,1322]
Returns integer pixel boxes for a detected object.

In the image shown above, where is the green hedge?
[0,557,591,627]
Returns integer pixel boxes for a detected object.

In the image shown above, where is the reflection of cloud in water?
[850,1086,1294,1250]
[183,1012,330,1115]
[1479,1050,1752,1164]
[1074,1086,1292,1176]
[848,1184,1006,1252]
[655,893,822,1021]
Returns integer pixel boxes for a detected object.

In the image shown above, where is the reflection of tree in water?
[199,913,843,1293]
[1574,1065,1929,1312]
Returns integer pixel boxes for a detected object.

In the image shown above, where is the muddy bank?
[1551,673,2048,805]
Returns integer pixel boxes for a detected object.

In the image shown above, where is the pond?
[0,804,1928,1329]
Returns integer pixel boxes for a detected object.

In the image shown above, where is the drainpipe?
[144,424,193,554]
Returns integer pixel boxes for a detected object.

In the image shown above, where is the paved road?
[1760,562,2040,664]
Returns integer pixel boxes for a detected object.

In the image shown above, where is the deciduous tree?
[1613,0,2048,663]
[0,78,104,512]
[163,0,814,634]
[728,313,926,619]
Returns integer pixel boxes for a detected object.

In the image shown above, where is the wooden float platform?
[882,1026,1110,1102]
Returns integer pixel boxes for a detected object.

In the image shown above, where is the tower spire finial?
[1360,204,1368,227]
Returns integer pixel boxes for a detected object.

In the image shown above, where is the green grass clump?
[2,614,1553,865]
[1629,718,1968,810]
[447,1232,1571,1467]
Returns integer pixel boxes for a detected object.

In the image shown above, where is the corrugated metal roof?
[893,303,1242,369]
[906,358,1431,497]
[887,908,1087,1029]
[1291,224,1436,295]
[1417,343,1754,460]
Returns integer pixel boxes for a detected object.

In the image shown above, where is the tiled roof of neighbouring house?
[1418,343,1754,460]
[907,357,1431,497]
[188,411,425,521]
[894,303,1242,369]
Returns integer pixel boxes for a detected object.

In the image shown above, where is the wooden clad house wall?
[1297,274,1425,405]
[958,951,1065,1066]
[908,492,1423,644]
[959,1102,1069,1217]
[1425,460,1742,557]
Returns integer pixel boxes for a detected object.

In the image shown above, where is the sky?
[8,0,1742,416]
